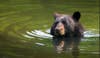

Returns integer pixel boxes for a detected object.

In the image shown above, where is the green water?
[0,0,99,58]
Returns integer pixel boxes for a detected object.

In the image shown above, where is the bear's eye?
[61,20,66,24]
[54,21,59,25]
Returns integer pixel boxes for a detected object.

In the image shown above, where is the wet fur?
[50,11,84,53]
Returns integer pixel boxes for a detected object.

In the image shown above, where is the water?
[21,29,99,58]
[23,29,99,39]
[0,0,99,58]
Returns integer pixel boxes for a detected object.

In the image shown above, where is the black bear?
[50,11,84,53]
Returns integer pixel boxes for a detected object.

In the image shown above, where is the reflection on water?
[35,42,45,46]
[0,29,99,58]
[72,48,79,58]
[22,29,99,39]
[22,29,99,58]
[84,30,99,37]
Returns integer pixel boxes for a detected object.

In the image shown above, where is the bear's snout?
[55,22,65,35]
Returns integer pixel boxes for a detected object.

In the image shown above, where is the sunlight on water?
[84,31,99,37]
[22,29,99,56]
[22,29,99,39]
[35,42,45,46]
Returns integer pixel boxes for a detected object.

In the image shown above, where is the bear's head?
[50,11,81,37]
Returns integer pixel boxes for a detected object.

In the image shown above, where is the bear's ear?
[53,12,60,19]
[72,11,81,22]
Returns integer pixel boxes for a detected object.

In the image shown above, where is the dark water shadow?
[72,48,80,58]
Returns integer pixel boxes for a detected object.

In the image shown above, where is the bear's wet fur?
[50,11,84,53]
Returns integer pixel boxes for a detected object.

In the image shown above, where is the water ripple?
[22,29,99,39]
